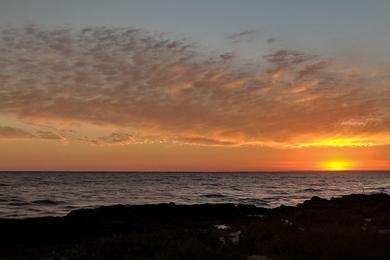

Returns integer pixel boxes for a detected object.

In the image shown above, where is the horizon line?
[1,170,390,174]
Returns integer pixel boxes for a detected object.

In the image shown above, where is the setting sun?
[321,160,356,171]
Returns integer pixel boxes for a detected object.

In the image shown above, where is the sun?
[320,160,356,171]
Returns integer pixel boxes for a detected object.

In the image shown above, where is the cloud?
[0,126,35,139]
[0,25,389,147]
[173,136,236,146]
[87,132,137,145]
[35,130,63,140]
[228,30,257,43]
[266,37,277,44]
[0,126,61,140]
[297,60,332,79]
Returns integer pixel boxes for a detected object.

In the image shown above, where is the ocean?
[1,171,390,218]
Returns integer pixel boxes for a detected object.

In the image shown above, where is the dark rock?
[1,193,390,259]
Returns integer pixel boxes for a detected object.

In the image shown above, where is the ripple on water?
[200,193,227,199]
[31,199,66,205]
[236,198,269,206]
[7,201,30,206]
[302,188,323,192]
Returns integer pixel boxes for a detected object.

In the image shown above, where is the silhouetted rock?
[1,193,390,259]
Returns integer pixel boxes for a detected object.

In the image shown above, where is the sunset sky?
[0,0,390,171]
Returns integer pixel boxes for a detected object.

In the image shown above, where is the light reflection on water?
[0,172,389,218]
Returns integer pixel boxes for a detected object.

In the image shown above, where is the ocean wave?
[7,201,30,206]
[302,188,323,192]
[204,183,221,187]
[201,193,227,198]
[236,198,269,206]
[31,199,66,205]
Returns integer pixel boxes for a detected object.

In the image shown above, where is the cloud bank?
[0,25,389,147]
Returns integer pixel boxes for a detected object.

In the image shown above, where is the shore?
[1,193,390,259]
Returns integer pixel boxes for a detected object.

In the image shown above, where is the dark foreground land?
[1,194,390,260]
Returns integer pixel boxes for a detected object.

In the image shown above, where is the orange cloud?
[0,26,389,148]
[0,126,35,139]
[0,126,62,140]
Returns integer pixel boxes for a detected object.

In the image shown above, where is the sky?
[0,0,390,171]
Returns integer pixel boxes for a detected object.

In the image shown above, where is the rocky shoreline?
[1,193,390,259]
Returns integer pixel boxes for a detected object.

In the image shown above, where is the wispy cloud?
[0,126,35,139]
[0,126,62,140]
[0,25,389,147]
[87,132,138,145]
[228,29,258,43]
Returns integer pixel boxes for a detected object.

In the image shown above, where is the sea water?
[0,171,389,218]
